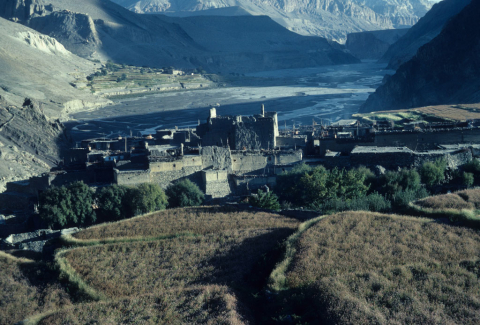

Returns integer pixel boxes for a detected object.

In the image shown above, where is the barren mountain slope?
[111,0,433,42]
[18,0,359,72]
[0,17,108,118]
[360,0,480,113]
[380,0,471,69]
[0,18,108,190]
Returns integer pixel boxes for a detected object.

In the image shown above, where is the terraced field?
[269,211,480,324]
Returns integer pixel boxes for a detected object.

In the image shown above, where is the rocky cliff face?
[345,28,409,60]
[111,0,433,42]
[6,0,359,73]
[360,0,480,113]
[0,0,52,21]
[380,0,471,69]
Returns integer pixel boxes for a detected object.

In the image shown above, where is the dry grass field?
[411,189,480,227]
[275,212,480,324]
[0,252,72,325]
[38,285,245,325]
[26,207,300,324]
[72,206,298,241]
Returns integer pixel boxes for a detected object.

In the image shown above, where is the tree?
[95,185,130,222]
[38,186,73,229]
[420,159,447,188]
[166,179,204,208]
[68,181,96,226]
[250,189,281,211]
[462,172,474,188]
[275,163,312,205]
[132,183,168,214]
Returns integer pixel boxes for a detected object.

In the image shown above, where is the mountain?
[110,0,433,42]
[380,0,471,70]
[345,28,409,60]
[2,0,359,73]
[360,0,480,113]
[0,17,109,189]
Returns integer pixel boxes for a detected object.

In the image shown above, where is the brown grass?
[414,193,474,210]
[38,285,246,325]
[0,252,72,325]
[73,206,298,241]
[283,212,480,324]
[65,228,294,298]
[457,188,480,208]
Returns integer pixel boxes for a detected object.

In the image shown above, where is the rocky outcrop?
[360,0,480,113]
[380,0,471,69]
[0,0,52,21]
[28,10,101,58]
[111,0,433,42]
[345,28,409,60]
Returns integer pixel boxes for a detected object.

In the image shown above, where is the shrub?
[391,188,429,209]
[316,192,391,214]
[131,183,168,214]
[249,190,281,211]
[420,159,447,188]
[68,181,96,226]
[275,163,312,205]
[381,168,421,195]
[166,179,204,208]
[462,172,474,188]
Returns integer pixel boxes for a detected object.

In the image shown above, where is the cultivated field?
[356,103,480,125]
[30,207,300,324]
[271,212,480,324]
[72,206,298,241]
[411,189,480,227]
[38,285,244,325]
[0,252,72,325]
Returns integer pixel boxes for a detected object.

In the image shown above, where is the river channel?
[66,61,393,141]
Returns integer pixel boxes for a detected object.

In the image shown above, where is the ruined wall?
[201,146,232,170]
[232,175,277,196]
[232,153,268,173]
[234,116,276,150]
[275,151,303,165]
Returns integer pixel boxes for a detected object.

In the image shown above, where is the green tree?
[275,163,312,205]
[68,181,96,226]
[132,183,168,214]
[166,179,204,208]
[420,159,447,188]
[250,189,281,211]
[462,172,474,188]
[95,185,130,222]
[38,186,73,229]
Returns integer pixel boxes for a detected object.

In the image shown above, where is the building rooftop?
[351,146,414,154]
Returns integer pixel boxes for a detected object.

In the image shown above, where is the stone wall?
[232,175,277,196]
[276,136,307,149]
[150,166,203,189]
[203,170,231,198]
[114,169,150,185]
[201,146,232,170]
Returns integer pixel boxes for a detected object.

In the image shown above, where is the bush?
[166,179,204,208]
[381,168,421,195]
[275,163,312,205]
[420,159,447,188]
[249,190,281,211]
[315,192,391,214]
[391,187,429,209]
[463,172,475,188]
[131,183,168,214]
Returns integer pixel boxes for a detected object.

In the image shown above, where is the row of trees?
[38,179,204,229]
[251,158,479,213]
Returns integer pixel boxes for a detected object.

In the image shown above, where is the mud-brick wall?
[150,166,203,189]
[150,156,202,173]
[275,151,302,165]
[375,128,480,151]
[114,169,150,186]
[203,170,231,198]
[350,151,416,169]
[276,136,307,149]
[232,154,268,173]
[413,150,472,168]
